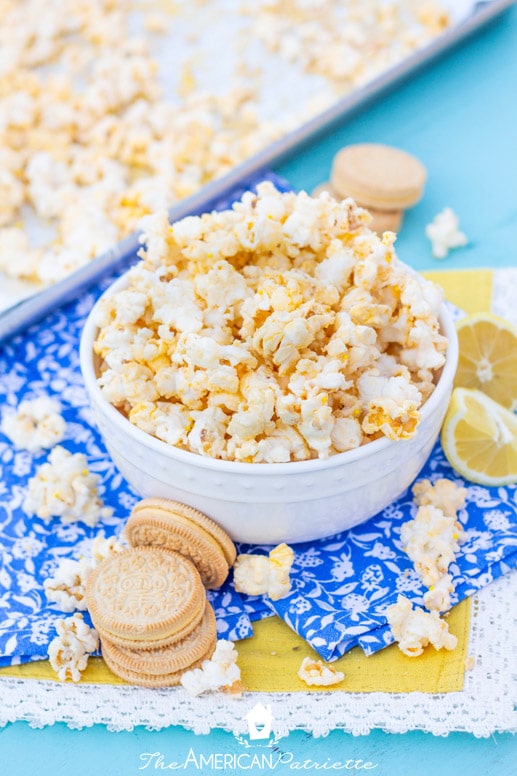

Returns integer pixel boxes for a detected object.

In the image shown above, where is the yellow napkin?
[0,269,492,693]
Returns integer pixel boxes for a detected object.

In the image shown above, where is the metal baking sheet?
[0,0,513,344]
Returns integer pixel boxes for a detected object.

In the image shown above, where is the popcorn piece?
[297,656,345,687]
[44,557,94,612]
[233,554,270,597]
[233,543,295,601]
[412,478,467,519]
[422,573,454,612]
[23,445,113,527]
[180,640,241,697]
[48,613,99,682]
[400,504,464,588]
[89,532,125,562]
[45,532,124,613]
[0,0,451,296]
[95,184,447,462]
[425,208,468,259]
[1,396,66,452]
[386,595,457,657]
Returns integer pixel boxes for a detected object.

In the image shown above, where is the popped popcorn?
[233,543,295,601]
[250,1,448,92]
[95,185,448,462]
[44,557,94,612]
[180,640,242,697]
[401,478,467,611]
[400,504,464,588]
[0,0,450,298]
[412,478,467,518]
[44,532,124,613]
[23,445,113,526]
[422,573,454,613]
[425,208,468,259]
[385,594,457,657]
[90,532,126,562]
[48,613,99,682]
[1,396,66,452]
[297,657,345,687]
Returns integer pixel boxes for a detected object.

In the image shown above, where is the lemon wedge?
[454,312,517,411]
[441,387,517,486]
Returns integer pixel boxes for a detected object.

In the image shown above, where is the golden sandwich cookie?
[85,546,205,645]
[331,143,426,210]
[126,498,236,589]
[102,648,209,688]
[93,599,207,651]
[100,604,217,678]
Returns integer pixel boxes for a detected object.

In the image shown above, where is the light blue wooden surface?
[1,5,516,773]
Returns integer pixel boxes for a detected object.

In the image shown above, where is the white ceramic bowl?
[80,274,458,544]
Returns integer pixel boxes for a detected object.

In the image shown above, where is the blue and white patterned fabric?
[260,446,517,660]
[0,171,516,668]
[0,172,289,667]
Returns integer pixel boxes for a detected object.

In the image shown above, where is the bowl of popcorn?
[80,183,458,544]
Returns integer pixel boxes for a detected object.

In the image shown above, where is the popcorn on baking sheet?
[23,445,113,526]
[233,543,295,601]
[48,613,98,682]
[94,184,448,463]
[180,640,242,697]
[425,208,468,259]
[1,396,66,452]
[385,595,457,657]
[297,657,345,687]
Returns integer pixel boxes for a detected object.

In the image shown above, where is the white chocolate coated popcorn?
[44,558,94,613]
[422,573,454,613]
[400,504,464,588]
[1,396,66,452]
[412,478,467,518]
[403,478,466,611]
[23,445,113,527]
[48,613,98,682]
[425,208,468,259]
[386,595,457,657]
[95,185,447,462]
[180,640,241,697]
[233,543,295,601]
[298,656,345,687]
[44,532,124,613]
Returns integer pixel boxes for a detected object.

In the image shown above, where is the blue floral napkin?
[256,446,517,660]
[1,171,516,670]
[0,173,290,667]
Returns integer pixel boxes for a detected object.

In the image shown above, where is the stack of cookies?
[85,499,237,687]
[125,498,237,589]
[313,142,426,235]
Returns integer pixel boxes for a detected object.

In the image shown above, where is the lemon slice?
[441,387,517,486]
[454,312,517,411]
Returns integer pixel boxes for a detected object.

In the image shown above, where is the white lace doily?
[493,267,517,324]
[0,268,515,737]
[0,568,515,737]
